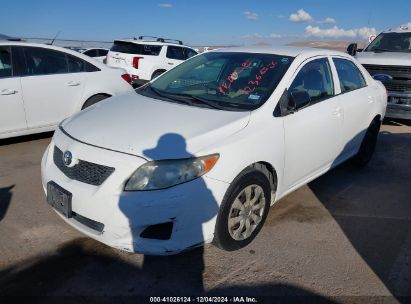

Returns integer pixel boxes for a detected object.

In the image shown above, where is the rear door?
[20,46,86,129]
[0,46,27,135]
[331,57,371,157]
[165,46,186,68]
[283,57,343,188]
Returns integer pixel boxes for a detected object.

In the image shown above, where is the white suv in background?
[0,42,133,139]
[106,36,198,86]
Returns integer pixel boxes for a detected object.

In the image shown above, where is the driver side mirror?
[347,43,358,56]
[288,90,311,112]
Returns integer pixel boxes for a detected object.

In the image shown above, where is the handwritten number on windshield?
[241,60,278,95]
[218,59,252,95]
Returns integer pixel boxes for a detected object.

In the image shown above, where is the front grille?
[384,82,411,93]
[53,146,115,186]
[363,64,411,73]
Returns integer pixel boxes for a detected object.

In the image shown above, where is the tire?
[214,166,272,251]
[151,70,165,80]
[81,94,110,110]
[353,119,380,166]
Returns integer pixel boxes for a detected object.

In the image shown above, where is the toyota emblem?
[63,151,73,167]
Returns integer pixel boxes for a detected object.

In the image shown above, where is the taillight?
[132,57,143,69]
[121,74,132,84]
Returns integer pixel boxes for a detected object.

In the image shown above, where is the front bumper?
[385,91,411,120]
[41,128,229,255]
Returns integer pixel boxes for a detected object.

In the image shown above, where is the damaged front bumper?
[41,129,229,255]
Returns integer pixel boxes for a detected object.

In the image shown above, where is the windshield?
[139,52,294,111]
[365,32,411,53]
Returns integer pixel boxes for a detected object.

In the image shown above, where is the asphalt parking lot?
[0,120,410,303]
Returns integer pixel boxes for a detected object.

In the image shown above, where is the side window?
[166,46,185,60]
[98,49,108,57]
[333,58,366,93]
[289,58,334,103]
[67,54,100,73]
[83,49,98,57]
[184,48,197,59]
[23,47,68,76]
[0,46,12,78]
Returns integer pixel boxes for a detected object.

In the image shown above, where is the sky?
[1,0,410,46]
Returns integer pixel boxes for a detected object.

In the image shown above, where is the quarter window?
[0,47,12,78]
[67,54,100,73]
[185,48,197,59]
[289,58,334,103]
[166,46,185,60]
[23,47,68,76]
[333,58,366,93]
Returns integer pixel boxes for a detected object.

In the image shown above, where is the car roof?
[382,27,411,34]
[0,41,108,69]
[114,38,194,49]
[209,45,350,59]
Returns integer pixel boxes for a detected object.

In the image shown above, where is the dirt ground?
[0,120,410,303]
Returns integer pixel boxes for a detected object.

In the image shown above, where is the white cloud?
[242,33,283,39]
[305,25,377,39]
[243,11,258,20]
[289,9,313,23]
[158,3,173,8]
[318,17,336,24]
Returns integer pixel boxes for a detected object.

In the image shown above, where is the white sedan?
[41,46,387,255]
[0,42,133,139]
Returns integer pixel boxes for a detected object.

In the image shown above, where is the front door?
[283,57,343,189]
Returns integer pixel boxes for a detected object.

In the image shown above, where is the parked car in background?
[0,42,134,139]
[42,46,386,255]
[106,36,197,86]
[348,24,411,120]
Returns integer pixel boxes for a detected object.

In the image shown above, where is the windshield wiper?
[168,93,229,110]
[148,86,195,106]
[149,87,228,110]
[147,86,245,111]
[371,48,392,52]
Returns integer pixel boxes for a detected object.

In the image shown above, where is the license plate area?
[389,96,411,105]
[47,181,72,218]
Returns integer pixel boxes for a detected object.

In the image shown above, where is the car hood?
[356,51,411,66]
[61,92,250,160]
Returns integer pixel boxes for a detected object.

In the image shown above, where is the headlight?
[124,154,219,191]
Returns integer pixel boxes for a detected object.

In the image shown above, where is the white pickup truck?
[347,25,411,120]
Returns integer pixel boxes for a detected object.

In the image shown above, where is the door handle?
[332,107,343,117]
[368,96,375,103]
[168,62,174,65]
[67,81,81,87]
[0,89,18,95]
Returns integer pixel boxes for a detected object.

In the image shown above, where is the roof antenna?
[50,31,61,45]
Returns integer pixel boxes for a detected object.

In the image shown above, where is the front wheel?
[214,168,271,251]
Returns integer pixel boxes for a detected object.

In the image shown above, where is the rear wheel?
[353,119,380,166]
[81,94,110,110]
[151,70,165,80]
[214,167,271,251]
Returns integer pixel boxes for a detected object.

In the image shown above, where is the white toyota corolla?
[41,47,387,255]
